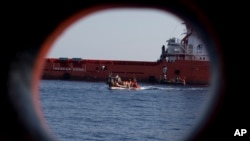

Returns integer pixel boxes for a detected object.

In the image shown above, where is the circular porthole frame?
[2,1,228,141]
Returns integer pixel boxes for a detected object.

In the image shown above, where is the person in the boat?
[114,74,122,86]
[176,76,180,82]
[131,78,139,88]
[175,75,186,85]
[123,79,132,88]
[163,74,167,80]
[128,79,132,87]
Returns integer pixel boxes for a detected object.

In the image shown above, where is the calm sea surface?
[39,80,210,141]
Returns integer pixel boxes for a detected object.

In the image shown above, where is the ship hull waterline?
[42,59,210,85]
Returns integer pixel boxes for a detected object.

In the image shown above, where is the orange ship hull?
[42,58,210,85]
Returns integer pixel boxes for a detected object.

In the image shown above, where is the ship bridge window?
[197,44,203,49]
[197,44,203,54]
[174,48,180,52]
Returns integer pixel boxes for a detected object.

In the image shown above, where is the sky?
[47,8,186,61]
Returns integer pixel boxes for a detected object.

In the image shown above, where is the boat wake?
[139,85,208,91]
[139,86,171,90]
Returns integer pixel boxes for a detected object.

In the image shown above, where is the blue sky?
[47,8,186,61]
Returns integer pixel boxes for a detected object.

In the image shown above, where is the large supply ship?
[42,25,210,85]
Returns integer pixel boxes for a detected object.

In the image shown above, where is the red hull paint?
[42,58,210,85]
[42,24,211,85]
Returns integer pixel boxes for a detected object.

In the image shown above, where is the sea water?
[39,80,210,141]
